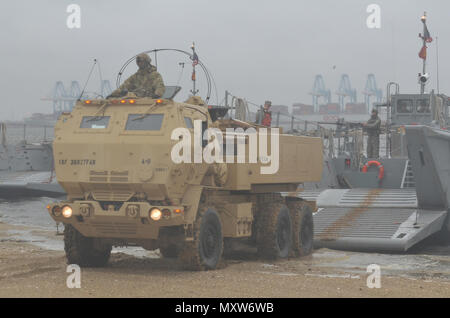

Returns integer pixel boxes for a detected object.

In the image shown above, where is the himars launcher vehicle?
[46,49,323,270]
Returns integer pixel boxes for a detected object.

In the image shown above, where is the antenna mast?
[436,36,440,94]
[418,12,433,94]
[190,42,199,96]
[420,13,427,94]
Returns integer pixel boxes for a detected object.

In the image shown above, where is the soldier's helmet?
[136,53,152,68]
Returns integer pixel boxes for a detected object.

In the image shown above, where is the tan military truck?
[47,70,322,271]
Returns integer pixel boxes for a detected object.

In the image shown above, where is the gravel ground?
[0,221,449,298]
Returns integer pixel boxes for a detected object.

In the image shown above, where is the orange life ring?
[362,160,385,180]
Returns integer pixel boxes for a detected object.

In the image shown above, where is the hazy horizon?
[1,0,448,120]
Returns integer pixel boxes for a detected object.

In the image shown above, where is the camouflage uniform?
[110,53,165,98]
[365,110,381,158]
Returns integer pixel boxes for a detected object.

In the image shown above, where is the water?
[0,196,158,257]
[0,197,60,229]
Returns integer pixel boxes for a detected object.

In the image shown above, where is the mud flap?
[181,186,204,222]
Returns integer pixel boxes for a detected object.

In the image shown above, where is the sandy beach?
[0,219,449,298]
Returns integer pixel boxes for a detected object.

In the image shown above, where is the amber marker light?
[120,99,127,104]
[129,99,136,104]
[156,99,162,104]
[84,100,92,104]
[173,208,183,214]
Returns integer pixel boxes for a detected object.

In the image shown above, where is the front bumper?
[46,200,186,239]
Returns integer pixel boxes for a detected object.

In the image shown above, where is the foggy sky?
[0,0,449,120]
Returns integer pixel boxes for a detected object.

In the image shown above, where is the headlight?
[150,208,162,221]
[62,206,73,218]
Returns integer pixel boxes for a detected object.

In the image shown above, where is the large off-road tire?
[256,202,292,259]
[287,200,314,257]
[64,224,111,267]
[178,208,223,270]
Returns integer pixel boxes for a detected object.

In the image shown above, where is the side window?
[396,99,413,113]
[80,116,110,129]
[417,99,431,113]
[202,121,208,148]
[125,114,164,131]
[184,117,193,129]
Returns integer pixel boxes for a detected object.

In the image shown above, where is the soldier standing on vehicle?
[255,100,272,127]
[363,109,381,158]
[109,53,165,98]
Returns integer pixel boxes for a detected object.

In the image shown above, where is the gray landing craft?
[307,13,450,252]
[0,123,64,197]
[307,92,450,252]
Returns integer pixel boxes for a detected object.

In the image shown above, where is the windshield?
[417,99,431,113]
[397,100,413,113]
[80,116,110,129]
[125,114,164,131]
